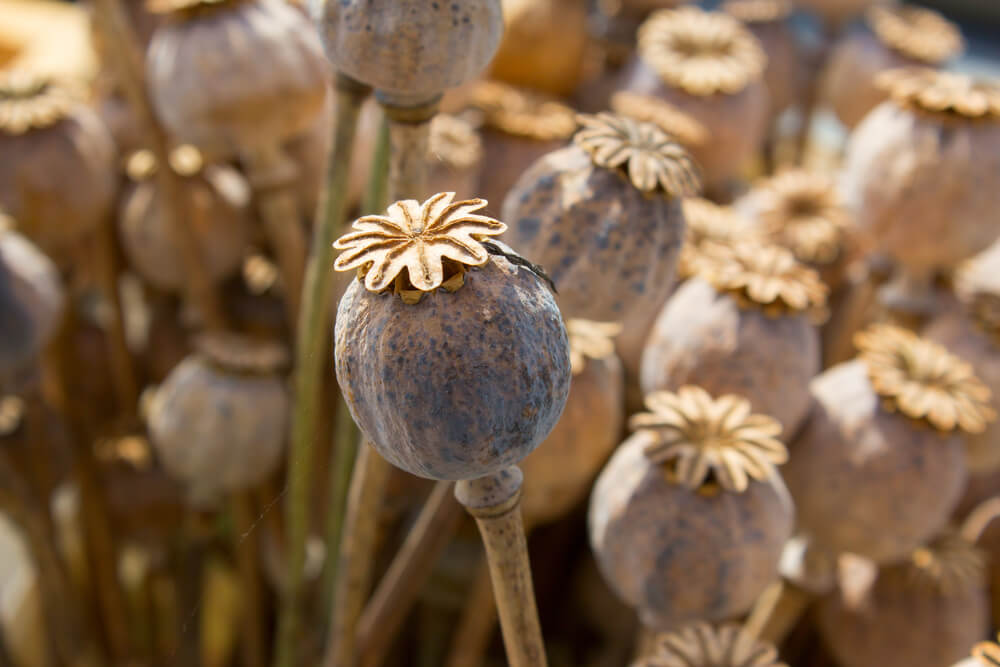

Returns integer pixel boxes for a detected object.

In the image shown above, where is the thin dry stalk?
[230,491,264,667]
[962,496,1000,543]
[743,579,813,645]
[444,558,496,667]
[356,480,464,667]
[455,467,547,667]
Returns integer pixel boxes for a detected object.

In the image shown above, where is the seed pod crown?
[637,622,787,667]
[469,81,577,141]
[896,531,986,596]
[0,71,81,135]
[610,91,708,148]
[878,68,1000,121]
[721,0,793,24]
[678,198,757,278]
[866,5,964,64]
[567,319,621,375]
[629,386,787,493]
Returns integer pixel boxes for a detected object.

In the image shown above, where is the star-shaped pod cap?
[637,622,787,667]
[971,636,1000,666]
[679,198,758,278]
[333,192,507,303]
[721,0,793,24]
[638,7,767,97]
[610,91,708,148]
[878,68,1000,121]
[630,386,787,493]
[566,319,622,375]
[855,324,997,433]
[0,70,81,135]
[573,112,701,197]
[866,5,964,65]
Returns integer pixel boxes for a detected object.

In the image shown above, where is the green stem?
[361,113,390,215]
[273,74,370,667]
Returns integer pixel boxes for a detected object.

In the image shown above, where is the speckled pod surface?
[783,359,967,563]
[479,131,565,219]
[639,278,819,437]
[148,356,289,502]
[147,0,328,158]
[924,311,1000,473]
[0,109,116,269]
[821,30,919,129]
[840,103,1000,274]
[588,430,793,630]
[318,0,502,103]
[119,164,251,292]
[816,564,989,667]
[501,144,686,379]
[618,59,768,191]
[520,349,625,526]
[334,255,572,481]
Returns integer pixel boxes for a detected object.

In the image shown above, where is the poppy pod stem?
[455,467,547,667]
[275,73,369,667]
[90,0,227,330]
[962,496,1000,544]
[356,480,464,667]
[378,95,442,200]
[230,491,263,667]
[445,558,496,667]
[742,579,813,644]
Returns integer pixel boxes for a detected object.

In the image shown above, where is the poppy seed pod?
[519,320,625,526]
[633,622,788,667]
[502,112,699,382]
[821,6,964,129]
[118,148,252,293]
[317,0,503,105]
[145,0,328,160]
[783,325,992,563]
[589,386,793,631]
[817,532,990,667]
[641,242,826,437]
[333,192,572,480]
[619,7,769,192]
[793,0,889,28]
[840,68,1000,310]
[0,71,116,269]
[147,333,290,504]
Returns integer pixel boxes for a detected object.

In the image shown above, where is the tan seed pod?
[589,386,793,630]
[334,193,571,480]
[619,6,769,191]
[821,5,964,129]
[519,320,625,525]
[118,149,252,292]
[782,342,971,563]
[147,333,290,505]
[146,0,328,159]
[0,71,117,270]
[634,622,787,667]
[817,532,989,667]
[501,112,697,381]
[840,68,1000,289]
[641,242,824,436]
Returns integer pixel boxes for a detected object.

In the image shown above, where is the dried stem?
[90,0,227,330]
[743,579,812,645]
[962,496,1000,544]
[822,263,877,367]
[362,113,391,216]
[274,74,369,667]
[444,558,496,667]
[455,467,547,667]
[322,443,392,667]
[230,491,263,667]
[356,480,464,667]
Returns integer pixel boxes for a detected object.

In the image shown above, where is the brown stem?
[242,145,307,330]
[322,443,392,667]
[455,467,547,667]
[822,263,877,368]
[633,625,659,662]
[743,579,813,645]
[90,0,227,330]
[444,557,497,667]
[962,496,1000,544]
[90,218,139,414]
[378,97,440,202]
[230,491,264,667]
[356,480,464,667]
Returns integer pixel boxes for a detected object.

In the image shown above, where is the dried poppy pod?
[519,320,625,526]
[678,197,761,280]
[782,324,993,563]
[469,81,578,216]
[487,0,588,97]
[619,7,769,193]
[333,192,571,480]
[840,68,1000,315]
[737,169,854,290]
[633,622,787,667]
[640,241,826,436]
[145,0,327,162]
[502,112,699,383]
[821,6,964,130]
[609,91,710,151]
[0,71,116,269]
[816,532,990,667]
[722,0,801,119]
[589,386,793,631]
[147,333,290,504]
[118,148,252,293]
[318,0,503,107]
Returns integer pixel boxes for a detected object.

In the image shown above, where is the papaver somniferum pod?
[333,192,572,480]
